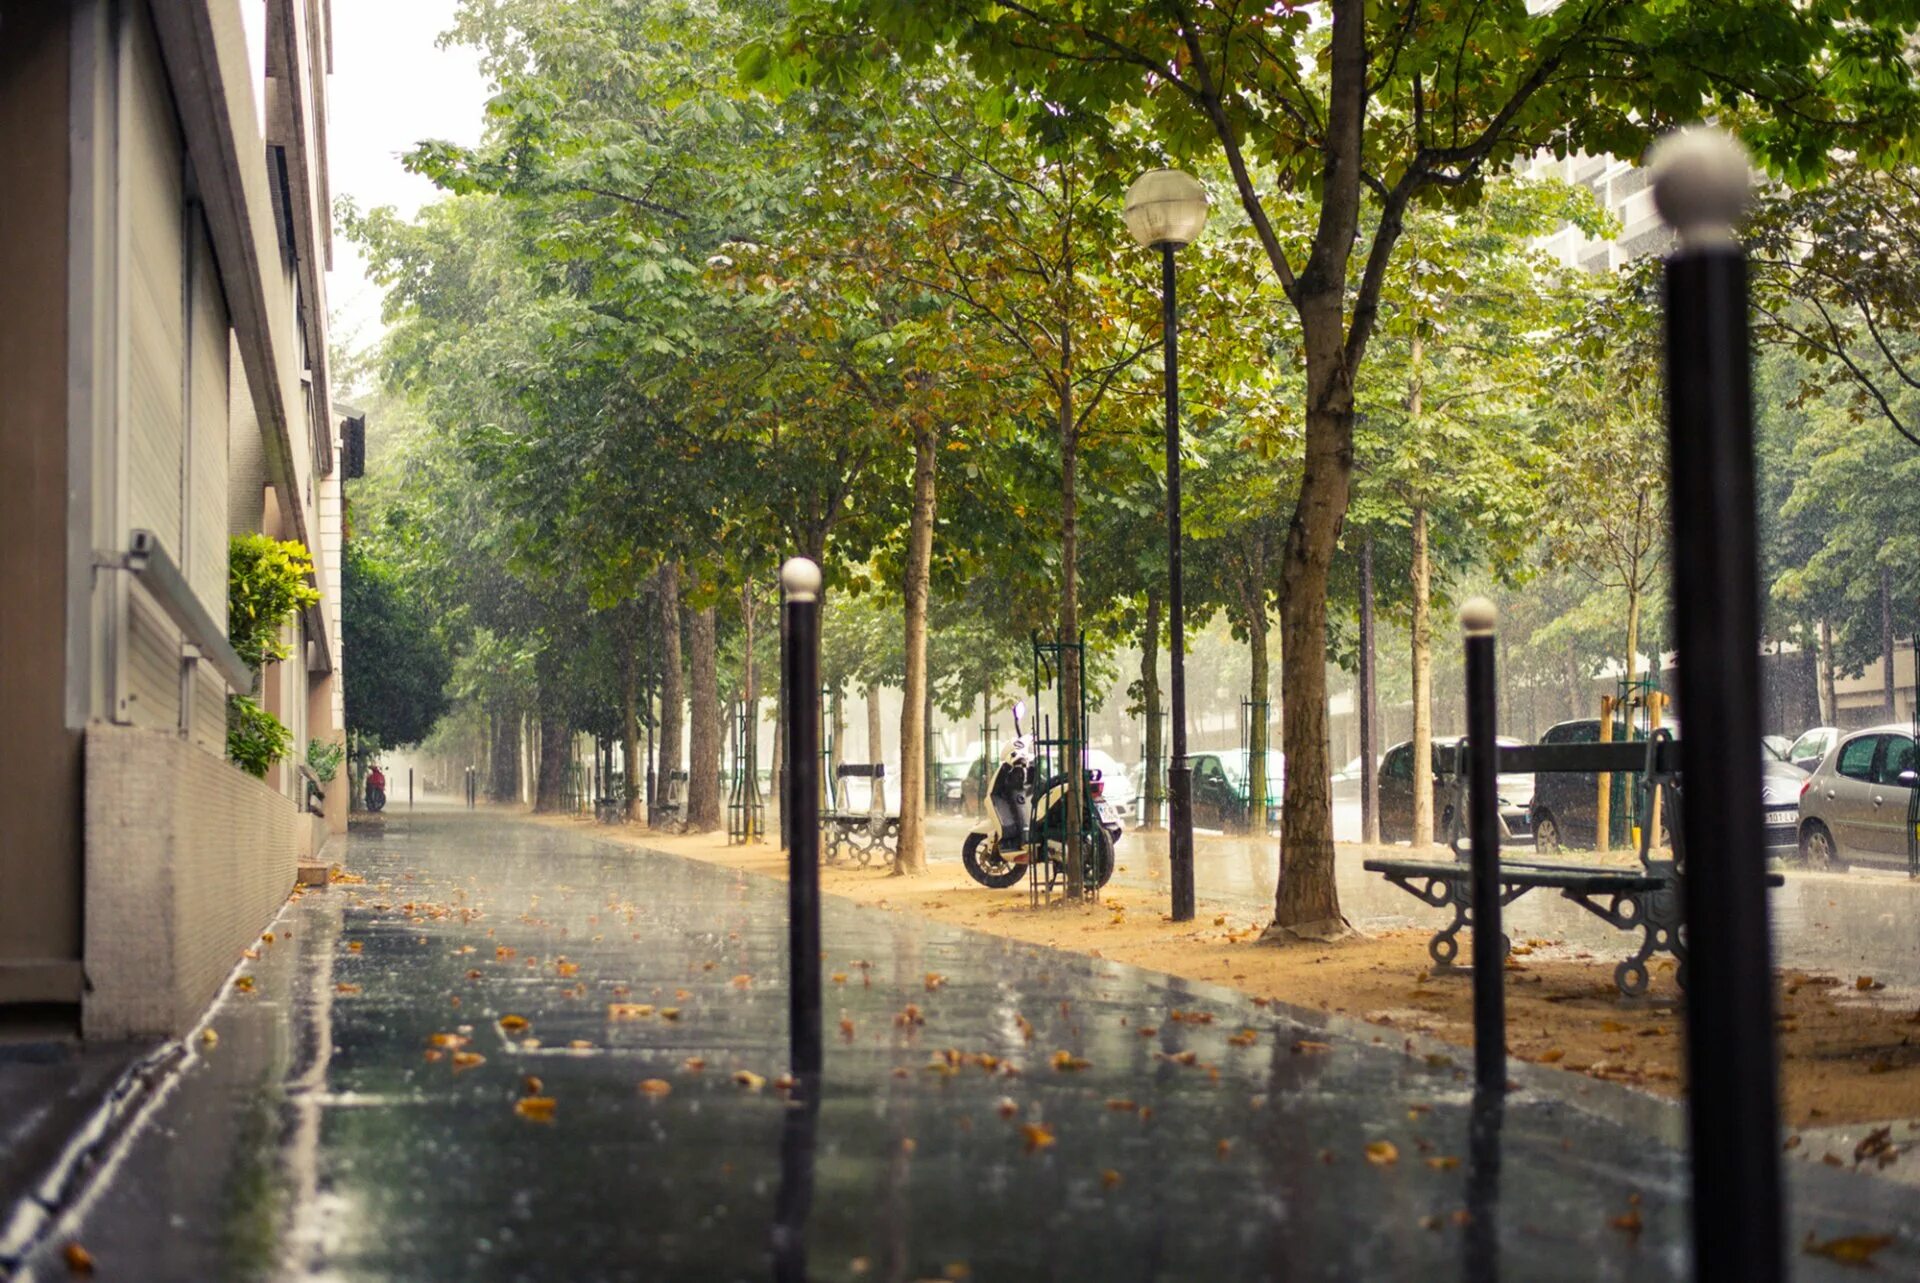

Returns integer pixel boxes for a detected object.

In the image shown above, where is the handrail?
[122,530,254,692]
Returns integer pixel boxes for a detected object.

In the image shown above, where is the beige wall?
[0,2,84,1008]
[84,725,298,1039]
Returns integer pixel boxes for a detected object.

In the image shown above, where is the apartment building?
[0,0,345,1040]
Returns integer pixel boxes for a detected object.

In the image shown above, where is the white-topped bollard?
[781,557,823,1084]
[1652,125,1783,1283]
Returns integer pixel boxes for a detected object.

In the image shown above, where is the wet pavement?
[17,809,1920,1280]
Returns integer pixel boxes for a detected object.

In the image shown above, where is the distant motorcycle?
[962,701,1123,890]
[365,784,387,813]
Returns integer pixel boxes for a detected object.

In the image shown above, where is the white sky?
[323,0,491,376]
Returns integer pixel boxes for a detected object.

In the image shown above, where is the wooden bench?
[1364,734,1783,996]
[823,763,899,867]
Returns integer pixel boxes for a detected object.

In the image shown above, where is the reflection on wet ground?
[22,810,1920,1280]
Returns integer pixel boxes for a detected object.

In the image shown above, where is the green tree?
[782,0,1920,935]
[342,541,454,761]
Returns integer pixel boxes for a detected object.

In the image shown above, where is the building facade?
[0,0,345,1040]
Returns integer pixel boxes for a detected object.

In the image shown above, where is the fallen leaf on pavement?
[639,1079,672,1097]
[1365,1141,1399,1166]
[1803,1233,1894,1265]
[515,1096,556,1121]
[734,1070,766,1091]
[1021,1122,1056,1153]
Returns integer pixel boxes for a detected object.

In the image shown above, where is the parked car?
[1528,718,1802,858]
[1798,723,1918,870]
[1787,725,1839,773]
[1379,737,1533,845]
[1528,718,1641,852]
[1161,749,1284,832]
[1759,741,1810,859]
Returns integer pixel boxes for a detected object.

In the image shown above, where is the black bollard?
[782,557,824,1080]
[1464,1091,1503,1282]
[1651,127,1782,1282]
[770,1088,821,1282]
[409,767,414,811]
[1461,598,1505,1097]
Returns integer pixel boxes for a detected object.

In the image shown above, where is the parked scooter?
[962,701,1123,890]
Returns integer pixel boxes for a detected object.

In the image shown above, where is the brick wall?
[84,725,297,1038]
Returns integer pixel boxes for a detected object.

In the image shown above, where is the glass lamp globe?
[1123,168,1210,249]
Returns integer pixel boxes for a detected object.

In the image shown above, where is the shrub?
[307,738,345,784]
[228,695,294,779]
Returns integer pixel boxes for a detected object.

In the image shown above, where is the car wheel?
[1534,812,1561,855]
[1800,821,1848,872]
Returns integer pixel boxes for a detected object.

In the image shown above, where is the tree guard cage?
[1030,631,1098,903]
[727,699,764,844]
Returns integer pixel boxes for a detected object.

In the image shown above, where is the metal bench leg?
[1430,896,1469,969]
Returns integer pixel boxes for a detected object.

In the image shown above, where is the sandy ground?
[531,812,1920,1133]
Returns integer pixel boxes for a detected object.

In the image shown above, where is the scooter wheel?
[1086,828,1116,889]
[962,833,1025,889]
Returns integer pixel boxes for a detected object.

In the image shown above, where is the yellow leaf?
[639,1079,673,1097]
[1803,1233,1894,1264]
[1365,1141,1399,1166]
[1021,1122,1056,1153]
[500,1014,530,1032]
[515,1096,557,1121]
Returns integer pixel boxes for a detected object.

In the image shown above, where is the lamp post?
[1125,168,1209,922]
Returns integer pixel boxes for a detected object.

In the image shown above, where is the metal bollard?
[1461,598,1505,1097]
[781,557,824,1080]
[1651,127,1782,1283]
[409,767,414,811]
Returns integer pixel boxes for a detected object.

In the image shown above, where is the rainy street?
[15,811,1920,1281]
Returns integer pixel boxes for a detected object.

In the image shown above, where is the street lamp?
[1125,168,1209,923]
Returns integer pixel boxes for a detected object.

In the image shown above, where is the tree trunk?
[686,588,721,832]
[1141,590,1163,831]
[534,714,568,813]
[896,424,937,874]
[1883,567,1898,720]
[1248,578,1271,833]
[620,604,642,821]
[655,563,684,826]
[1059,365,1086,895]
[743,581,760,836]
[1268,381,1354,936]
[864,683,883,769]
[1358,537,1380,844]
[488,703,521,804]
[1818,616,1838,725]
[1410,501,1433,849]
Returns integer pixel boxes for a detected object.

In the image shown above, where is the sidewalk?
[12,809,1918,1279]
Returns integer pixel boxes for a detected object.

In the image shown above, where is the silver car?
[1797,723,1919,870]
